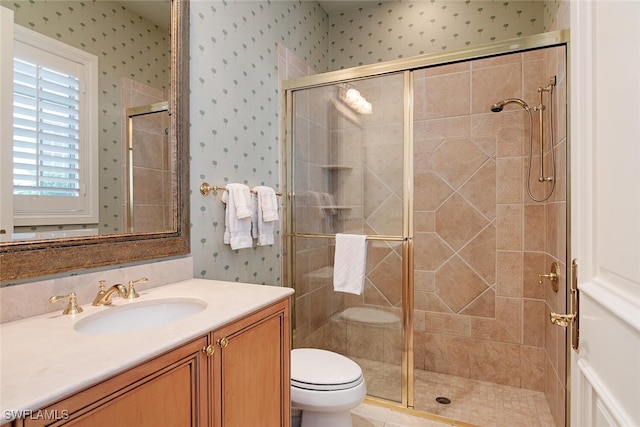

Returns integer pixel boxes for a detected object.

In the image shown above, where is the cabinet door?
[212,299,291,427]
[24,336,209,427]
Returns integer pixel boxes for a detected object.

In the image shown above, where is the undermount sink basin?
[74,298,207,335]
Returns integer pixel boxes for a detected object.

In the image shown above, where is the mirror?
[0,0,190,282]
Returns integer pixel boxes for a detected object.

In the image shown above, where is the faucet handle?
[125,277,147,300]
[49,292,83,315]
[97,280,107,293]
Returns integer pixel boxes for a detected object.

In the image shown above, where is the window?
[11,25,98,226]
[13,58,82,198]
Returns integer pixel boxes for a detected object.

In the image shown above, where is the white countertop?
[0,279,294,422]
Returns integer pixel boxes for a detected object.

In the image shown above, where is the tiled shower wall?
[542,44,567,427]
[412,45,566,426]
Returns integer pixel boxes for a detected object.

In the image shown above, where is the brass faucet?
[91,277,147,305]
[92,280,127,306]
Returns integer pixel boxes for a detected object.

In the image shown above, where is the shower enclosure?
[283,30,569,427]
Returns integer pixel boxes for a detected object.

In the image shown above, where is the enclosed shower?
[283,31,569,427]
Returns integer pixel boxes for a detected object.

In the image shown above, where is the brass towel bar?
[200,182,282,197]
[287,233,408,242]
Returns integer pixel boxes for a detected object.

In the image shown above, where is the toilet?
[291,348,367,427]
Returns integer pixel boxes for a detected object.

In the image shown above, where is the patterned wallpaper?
[328,0,546,69]
[189,0,564,286]
[189,1,329,284]
[3,0,169,235]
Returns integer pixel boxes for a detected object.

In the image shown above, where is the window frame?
[11,24,99,226]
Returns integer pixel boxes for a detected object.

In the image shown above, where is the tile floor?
[353,358,556,427]
[352,403,456,427]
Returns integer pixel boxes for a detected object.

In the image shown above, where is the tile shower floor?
[353,358,555,427]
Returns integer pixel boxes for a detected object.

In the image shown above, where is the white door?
[570,1,640,426]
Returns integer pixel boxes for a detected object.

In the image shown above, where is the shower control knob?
[538,262,560,292]
[538,272,557,283]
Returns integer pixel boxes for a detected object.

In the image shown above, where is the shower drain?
[435,396,451,405]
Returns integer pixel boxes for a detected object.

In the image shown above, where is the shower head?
[490,98,530,113]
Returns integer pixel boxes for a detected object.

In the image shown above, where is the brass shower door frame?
[282,29,570,412]
[283,70,415,407]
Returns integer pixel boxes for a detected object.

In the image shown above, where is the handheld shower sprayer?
[490,81,557,202]
[490,98,530,113]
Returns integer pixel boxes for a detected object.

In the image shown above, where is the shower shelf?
[320,205,353,210]
[303,266,334,280]
[321,165,353,170]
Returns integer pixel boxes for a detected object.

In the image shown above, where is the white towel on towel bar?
[222,183,253,250]
[333,233,367,295]
[229,183,253,219]
[253,186,279,222]
[251,186,278,246]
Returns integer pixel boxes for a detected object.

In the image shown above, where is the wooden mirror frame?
[0,0,190,283]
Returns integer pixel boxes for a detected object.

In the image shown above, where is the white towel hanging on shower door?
[333,233,367,295]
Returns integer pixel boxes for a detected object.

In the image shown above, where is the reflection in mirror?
[0,0,190,283]
[125,101,172,233]
[0,0,171,241]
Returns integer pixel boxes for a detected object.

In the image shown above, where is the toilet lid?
[291,348,364,391]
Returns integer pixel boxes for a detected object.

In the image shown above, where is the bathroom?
[2,1,639,427]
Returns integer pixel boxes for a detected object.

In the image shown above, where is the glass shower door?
[286,71,410,404]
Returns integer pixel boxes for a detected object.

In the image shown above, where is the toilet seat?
[291,348,364,391]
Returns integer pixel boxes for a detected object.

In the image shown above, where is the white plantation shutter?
[11,25,98,226]
[13,58,81,197]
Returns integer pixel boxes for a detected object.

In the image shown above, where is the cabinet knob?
[202,344,215,356]
[217,337,229,348]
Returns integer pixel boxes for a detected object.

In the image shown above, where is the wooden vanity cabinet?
[13,297,291,427]
[211,299,291,427]
[22,336,209,427]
